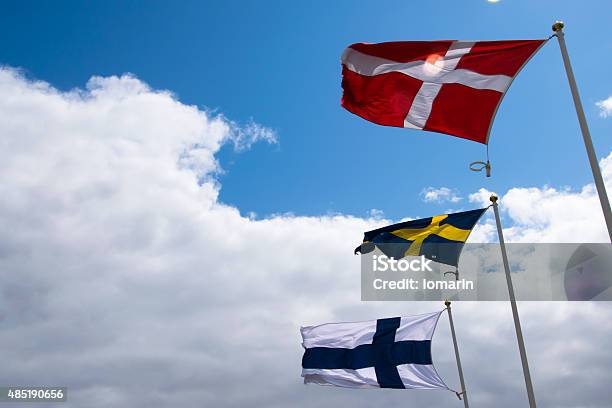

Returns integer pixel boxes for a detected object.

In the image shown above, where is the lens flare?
[423,53,444,76]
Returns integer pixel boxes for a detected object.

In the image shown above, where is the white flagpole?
[444,300,469,408]
[490,195,537,407]
[552,21,612,243]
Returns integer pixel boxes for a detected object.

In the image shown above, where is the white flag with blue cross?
[300,311,449,389]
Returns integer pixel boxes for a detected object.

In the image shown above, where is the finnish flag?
[300,311,449,389]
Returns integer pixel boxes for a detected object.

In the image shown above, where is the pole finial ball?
[552,21,565,32]
[444,300,451,307]
[489,194,498,203]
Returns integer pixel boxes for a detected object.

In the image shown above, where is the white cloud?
[225,117,278,152]
[422,187,462,203]
[0,67,611,408]
[467,176,612,243]
[596,96,612,117]
[468,187,496,207]
[501,183,606,242]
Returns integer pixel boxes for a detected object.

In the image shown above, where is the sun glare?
[423,53,444,75]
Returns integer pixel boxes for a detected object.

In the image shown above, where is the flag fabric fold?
[301,311,448,389]
[355,207,487,267]
[341,39,546,143]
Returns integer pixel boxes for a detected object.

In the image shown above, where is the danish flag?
[341,40,546,144]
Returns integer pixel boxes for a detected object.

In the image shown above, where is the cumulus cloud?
[466,176,610,243]
[422,187,462,203]
[596,96,612,117]
[0,67,610,408]
[501,183,607,242]
[467,172,612,243]
[468,187,495,207]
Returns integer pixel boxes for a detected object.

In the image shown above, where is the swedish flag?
[355,208,488,267]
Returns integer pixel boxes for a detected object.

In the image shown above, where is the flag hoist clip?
[469,160,491,177]
[444,268,460,281]
[470,144,491,177]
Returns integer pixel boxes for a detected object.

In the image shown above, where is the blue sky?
[2,0,610,220]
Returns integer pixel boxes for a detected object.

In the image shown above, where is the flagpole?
[552,21,612,243]
[444,300,469,408]
[490,195,537,408]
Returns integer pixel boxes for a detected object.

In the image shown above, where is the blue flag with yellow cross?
[355,208,488,267]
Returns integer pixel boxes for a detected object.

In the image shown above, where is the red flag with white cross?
[341,39,546,144]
